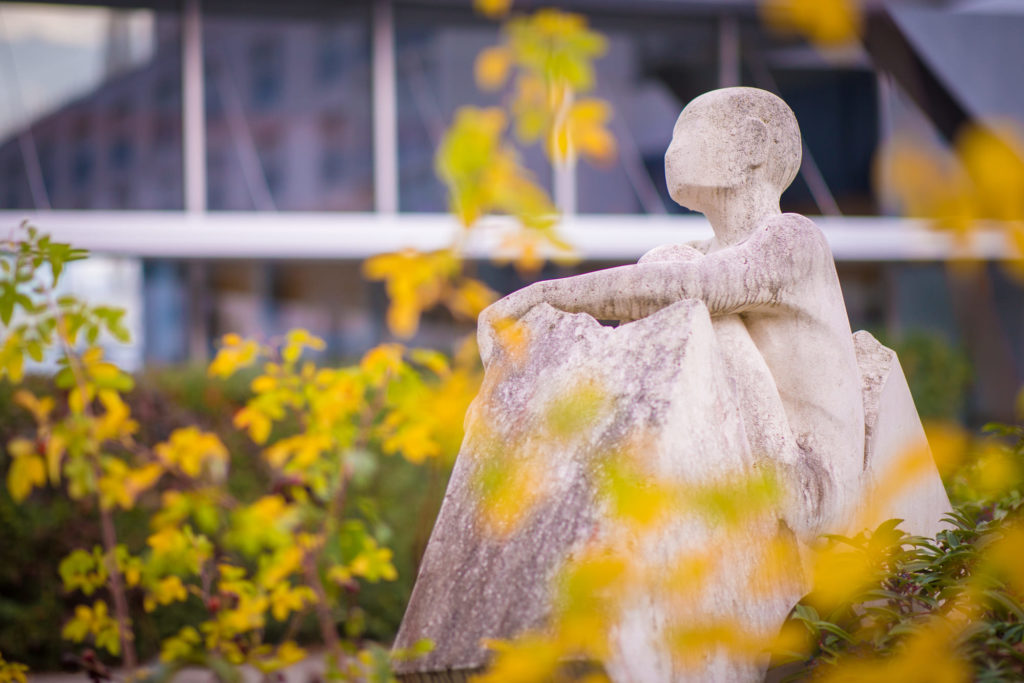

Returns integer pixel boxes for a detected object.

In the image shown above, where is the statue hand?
[477,283,545,366]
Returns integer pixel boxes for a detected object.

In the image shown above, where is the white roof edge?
[0,210,1016,262]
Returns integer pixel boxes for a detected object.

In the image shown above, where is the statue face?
[664,98,769,212]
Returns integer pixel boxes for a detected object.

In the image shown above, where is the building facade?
[0,0,1021,421]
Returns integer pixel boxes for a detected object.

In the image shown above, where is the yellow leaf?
[0,332,24,382]
[475,46,512,91]
[0,653,28,683]
[209,334,260,378]
[45,433,65,485]
[473,0,512,18]
[282,328,325,365]
[155,427,229,478]
[569,98,616,165]
[94,389,138,442]
[473,634,562,683]
[234,406,272,445]
[957,123,1024,222]
[14,390,54,423]
[6,450,45,502]
[761,0,862,47]
[144,575,188,612]
[361,343,406,385]
[409,349,450,377]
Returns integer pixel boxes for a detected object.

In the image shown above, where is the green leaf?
[0,282,15,325]
[25,339,43,362]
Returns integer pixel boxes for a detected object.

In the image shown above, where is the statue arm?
[688,215,827,316]
[477,216,827,361]
[483,261,703,325]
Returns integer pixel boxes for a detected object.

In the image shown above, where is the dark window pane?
[395,6,550,213]
[0,2,183,209]
[203,3,373,211]
[579,14,719,214]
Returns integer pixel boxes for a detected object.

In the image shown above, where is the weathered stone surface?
[394,87,952,682]
[394,300,802,681]
[853,331,952,538]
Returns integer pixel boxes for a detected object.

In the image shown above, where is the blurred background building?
[0,0,1021,421]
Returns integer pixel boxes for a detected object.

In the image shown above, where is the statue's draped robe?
[393,300,950,683]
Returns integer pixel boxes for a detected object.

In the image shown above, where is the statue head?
[665,87,802,213]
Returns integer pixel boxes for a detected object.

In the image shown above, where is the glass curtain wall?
[202,0,373,211]
[0,1,183,209]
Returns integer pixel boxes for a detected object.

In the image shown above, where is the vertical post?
[553,88,577,217]
[182,0,209,361]
[182,0,206,213]
[553,162,577,217]
[718,13,741,89]
[373,0,399,213]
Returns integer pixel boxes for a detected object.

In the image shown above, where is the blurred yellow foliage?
[473,0,512,19]
[5,437,44,503]
[475,46,512,91]
[760,0,862,47]
[0,653,28,683]
[208,332,260,378]
[154,427,228,479]
[61,601,121,656]
[880,124,1024,270]
[820,619,970,683]
[363,247,475,338]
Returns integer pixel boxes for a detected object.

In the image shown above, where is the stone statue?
[393,87,951,682]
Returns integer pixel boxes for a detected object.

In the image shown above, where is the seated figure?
[394,87,951,683]
[481,87,865,544]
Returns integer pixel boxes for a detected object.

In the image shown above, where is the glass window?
[580,13,719,214]
[203,2,373,211]
[395,6,551,213]
[740,21,879,215]
[0,2,183,209]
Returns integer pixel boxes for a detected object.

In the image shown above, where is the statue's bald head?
[665,87,802,209]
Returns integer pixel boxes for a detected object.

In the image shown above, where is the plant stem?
[302,553,342,668]
[98,501,138,675]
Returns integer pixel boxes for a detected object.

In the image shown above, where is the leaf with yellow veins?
[475,46,512,91]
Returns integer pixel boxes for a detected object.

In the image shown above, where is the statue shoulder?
[638,240,709,264]
[756,213,831,255]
